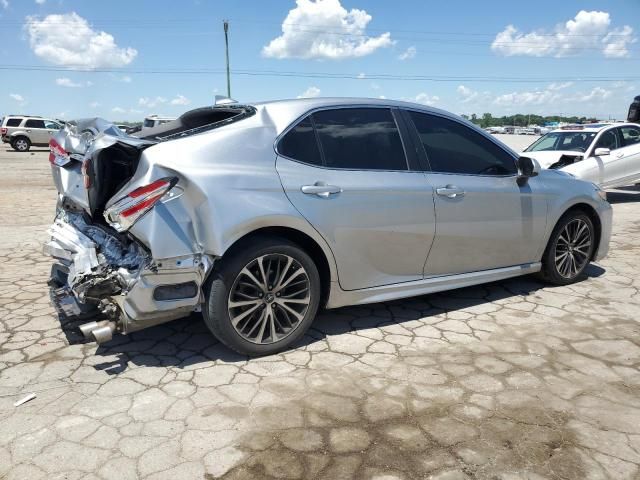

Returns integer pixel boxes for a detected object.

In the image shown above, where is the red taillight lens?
[49,139,70,166]
[104,177,177,232]
[0,127,7,135]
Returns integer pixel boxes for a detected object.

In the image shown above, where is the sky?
[0,0,638,121]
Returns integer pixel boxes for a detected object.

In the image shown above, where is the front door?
[24,119,49,145]
[275,107,436,291]
[404,110,548,276]
[605,125,640,187]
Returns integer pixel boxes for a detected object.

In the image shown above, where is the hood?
[524,150,584,169]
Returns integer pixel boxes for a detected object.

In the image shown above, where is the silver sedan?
[46,98,612,356]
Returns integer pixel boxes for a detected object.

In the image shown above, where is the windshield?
[525,131,597,153]
[143,119,155,128]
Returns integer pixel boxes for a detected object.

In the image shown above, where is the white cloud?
[547,82,574,91]
[170,94,191,106]
[494,88,561,107]
[25,12,138,68]
[263,0,393,60]
[492,10,636,58]
[120,75,132,83]
[1,0,8,9]
[138,97,167,108]
[297,86,321,98]
[576,87,612,102]
[414,93,439,106]
[457,85,478,103]
[35,0,45,4]
[89,101,100,108]
[9,93,24,103]
[55,77,83,88]
[112,107,125,114]
[398,46,416,60]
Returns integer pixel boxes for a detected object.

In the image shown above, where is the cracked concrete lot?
[1,146,640,480]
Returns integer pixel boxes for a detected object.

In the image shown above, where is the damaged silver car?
[46,98,612,356]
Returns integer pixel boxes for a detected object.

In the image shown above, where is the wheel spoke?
[229,299,262,308]
[230,303,261,327]
[240,267,264,291]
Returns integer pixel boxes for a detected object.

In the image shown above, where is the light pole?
[223,20,231,98]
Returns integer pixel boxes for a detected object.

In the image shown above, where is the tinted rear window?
[278,117,322,166]
[312,108,407,170]
[6,118,21,127]
[25,119,46,129]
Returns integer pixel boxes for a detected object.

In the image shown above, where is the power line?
[0,64,638,83]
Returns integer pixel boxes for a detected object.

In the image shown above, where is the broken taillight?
[104,177,177,232]
[0,127,7,136]
[49,139,70,166]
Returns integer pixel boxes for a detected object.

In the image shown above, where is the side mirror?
[594,147,610,156]
[517,156,540,186]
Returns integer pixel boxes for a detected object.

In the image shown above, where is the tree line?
[460,113,599,128]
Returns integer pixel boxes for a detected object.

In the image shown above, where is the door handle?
[301,183,342,198]
[615,152,624,158]
[436,185,465,198]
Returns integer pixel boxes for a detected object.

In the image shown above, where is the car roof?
[248,96,469,136]
[550,122,639,133]
[251,96,450,115]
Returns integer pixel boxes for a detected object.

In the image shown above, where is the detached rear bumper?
[45,210,214,342]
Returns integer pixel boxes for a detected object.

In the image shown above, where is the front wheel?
[540,211,595,285]
[12,136,30,152]
[203,236,321,356]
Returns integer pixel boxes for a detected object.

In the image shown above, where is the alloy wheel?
[228,254,311,345]
[15,139,28,151]
[554,218,592,279]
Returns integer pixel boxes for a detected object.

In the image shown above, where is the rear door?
[276,107,436,291]
[24,119,48,144]
[607,125,640,187]
[404,110,548,276]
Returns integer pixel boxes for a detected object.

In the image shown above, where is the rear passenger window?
[409,111,517,175]
[312,108,407,170]
[25,119,46,129]
[278,117,322,166]
[6,118,21,127]
[620,126,640,147]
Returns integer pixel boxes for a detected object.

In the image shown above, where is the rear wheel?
[12,136,30,152]
[203,236,321,356]
[540,211,595,285]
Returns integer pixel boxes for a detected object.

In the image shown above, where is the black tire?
[203,236,321,356]
[539,211,595,285]
[11,136,30,152]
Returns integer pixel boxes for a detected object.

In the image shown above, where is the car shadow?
[606,185,640,204]
[62,264,605,374]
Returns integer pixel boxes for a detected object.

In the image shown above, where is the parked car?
[523,123,640,188]
[45,99,612,356]
[1,115,64,151]
[140,115,176,133]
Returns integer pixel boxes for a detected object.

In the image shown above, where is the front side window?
[620,126,640,147]
[278,117,322,166]
[594,129,620,151]
[312,108,407,170]
[44,121,61,129]
[6,118,21,127]
[409,111,517,175]
[25,119,46,129]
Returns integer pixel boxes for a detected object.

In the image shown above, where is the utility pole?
[223,20,231,98]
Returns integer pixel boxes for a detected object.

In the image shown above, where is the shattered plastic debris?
[14,393,36,407]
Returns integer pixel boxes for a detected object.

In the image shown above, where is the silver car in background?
[46,98,612,356]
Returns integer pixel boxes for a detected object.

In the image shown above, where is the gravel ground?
[0,144,639,479]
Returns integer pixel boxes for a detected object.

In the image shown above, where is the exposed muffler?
[79,320,117,344]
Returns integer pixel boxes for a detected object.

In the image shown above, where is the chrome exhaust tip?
[78,320,117,344]
[91,324,115,344]
[79,321,99,339]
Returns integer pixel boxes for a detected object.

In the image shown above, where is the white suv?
[0,115,64,151]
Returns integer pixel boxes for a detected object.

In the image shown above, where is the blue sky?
[0,0,638,121]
